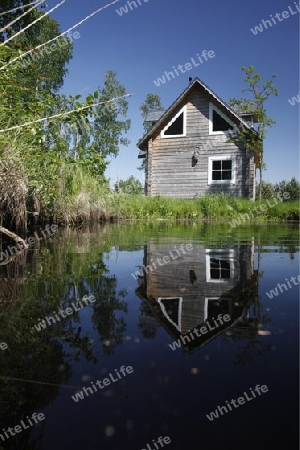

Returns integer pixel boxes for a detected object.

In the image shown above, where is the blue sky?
[49,0,299,186]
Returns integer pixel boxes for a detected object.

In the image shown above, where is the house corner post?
[147,139,153,196]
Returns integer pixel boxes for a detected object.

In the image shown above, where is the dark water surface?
[0,222,299,450]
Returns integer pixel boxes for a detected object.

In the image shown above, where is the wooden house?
[135,242,259,353]
[138,78,256,199]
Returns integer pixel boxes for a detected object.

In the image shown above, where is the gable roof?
[137,77,253,151]
[145,110,165,122]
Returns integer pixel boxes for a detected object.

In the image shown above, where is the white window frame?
[161,106,186,138]
[209,102,236,135]
[204,297,232,322]
[157,297,183,332]
[205,249,235,283]
[208,155,236,185]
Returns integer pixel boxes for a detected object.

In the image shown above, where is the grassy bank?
[112,194,298,221]
[53,187,299,223]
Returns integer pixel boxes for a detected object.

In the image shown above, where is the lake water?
[0,222,299,450]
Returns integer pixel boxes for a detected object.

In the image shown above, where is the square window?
[212,170,222,181]
[205,249,235,282]
[210,258,231,279]
[213,160,221,170]
[208,156,235,185]
[222,160,232,170]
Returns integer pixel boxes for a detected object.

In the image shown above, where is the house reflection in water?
[136,243,259,353]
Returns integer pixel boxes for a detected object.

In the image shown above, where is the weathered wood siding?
[146,85,255,198]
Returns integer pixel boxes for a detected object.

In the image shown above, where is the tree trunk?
[259,167,262,201]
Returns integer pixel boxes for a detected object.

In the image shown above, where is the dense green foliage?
[114,176,144,195]
[274,177,300,201]
[0,3,130,228]
[259,178,300,201]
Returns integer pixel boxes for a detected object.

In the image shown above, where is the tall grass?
[52,164,108,224]
[90,192,299,222]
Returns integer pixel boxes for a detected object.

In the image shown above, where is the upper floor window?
[209,103,235,135]
[161,106,186,138]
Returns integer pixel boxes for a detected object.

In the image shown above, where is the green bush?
[274,177,300,201]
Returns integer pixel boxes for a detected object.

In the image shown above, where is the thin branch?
[0,1,42,17]
[0,0,44,33]
[0,93,133,133]
[0,225,28,248]
[0,0,121,70]
[1,0,66,46]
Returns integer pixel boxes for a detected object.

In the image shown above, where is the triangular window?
[213,110,233,132]
[204,298,232,322]
[161,106,186,137]
[209,103,235,134]
[158,297,183,331]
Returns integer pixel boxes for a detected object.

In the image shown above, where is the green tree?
[0,6,132,228]
[0,2,73,97]
[115,176,144,195]
[259,181,276,200]
[43,71,131,176]
[0,1,74,223]
[274,177,300,201]
[140,93,164,134]
[0,0,47,40]
[89,70,131,159]
[229,66,278,200]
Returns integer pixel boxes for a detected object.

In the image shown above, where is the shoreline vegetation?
[99,192,299,222]
[0,191,299,232]
[48,190,299,223]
